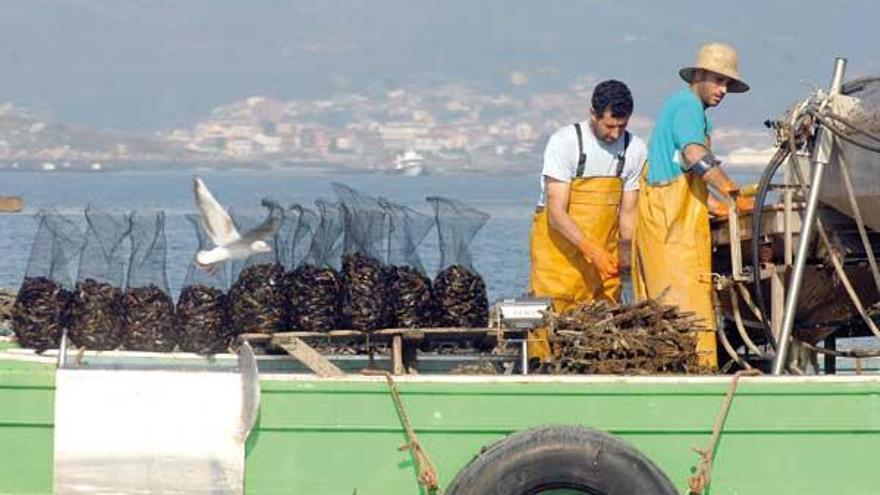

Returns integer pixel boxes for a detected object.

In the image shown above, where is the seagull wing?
[194,176,240,246]
[240,200,283,243]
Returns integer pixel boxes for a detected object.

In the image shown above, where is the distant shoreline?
[0,159,766,176]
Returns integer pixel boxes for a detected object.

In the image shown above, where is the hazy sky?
[1,0,877,131]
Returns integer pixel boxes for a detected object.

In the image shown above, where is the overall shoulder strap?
[574,123,587,177]
[615,131,632,178]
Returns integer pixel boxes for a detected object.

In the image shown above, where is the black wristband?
[690,152,720,177]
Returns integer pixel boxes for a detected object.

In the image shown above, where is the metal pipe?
[771,60,847,373]
[57,328,68,368]
[772,57,847,375]
[784,158,794,266]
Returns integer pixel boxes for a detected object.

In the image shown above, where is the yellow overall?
[527,125,629,364]
[632,168,717,368]
[529,177,623,311]
[527,176,623,363]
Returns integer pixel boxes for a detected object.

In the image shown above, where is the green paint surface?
[3,357,880,494]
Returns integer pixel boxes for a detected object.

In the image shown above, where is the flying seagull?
[193,176,282,266]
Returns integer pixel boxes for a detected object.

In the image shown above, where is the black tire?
[445,425,678,495]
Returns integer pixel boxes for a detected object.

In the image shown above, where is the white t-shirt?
[538,121,647,206]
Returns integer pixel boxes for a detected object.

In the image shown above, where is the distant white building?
[252,134,283,154]
[334,136,355,151]
[413,137,440,152]
[167,129,192,142]
[380,122,429,151]
[515,122,535,141]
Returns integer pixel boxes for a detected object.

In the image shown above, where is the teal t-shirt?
[647,89,712,184]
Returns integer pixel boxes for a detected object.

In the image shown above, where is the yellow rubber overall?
[632,168,717,368]
[528,177,623,362]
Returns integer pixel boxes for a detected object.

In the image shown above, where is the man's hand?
[702,166,740,198]
[734,195,756,213]
[708,194,728,217]
[708,194,756,217]
[578,238,619,279]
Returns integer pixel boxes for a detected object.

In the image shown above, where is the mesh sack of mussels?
[427,196,490,328]
[545,298,711,375]
[68,207,129,350]
[286,200,344,332]
[123,211,177,352]
[277,204,315,328]
[333,184,389,331]
[228,201,288,335]
[340,252,387,330]
[379,198,435,328]
[11,211,82,352]
[69,278,126,351]
[13,277,71,352]
[177,214,232,354]
[0,289,13,336]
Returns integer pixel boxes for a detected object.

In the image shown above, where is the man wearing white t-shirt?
[529,80,647,312]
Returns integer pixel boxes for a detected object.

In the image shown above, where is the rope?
[728,285,769,358]
[688,369,761,494]
[362,369,440,493]
[807,108,880,152]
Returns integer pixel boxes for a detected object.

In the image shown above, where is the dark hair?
[591,80,633,118]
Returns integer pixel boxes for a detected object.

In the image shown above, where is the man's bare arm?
[682,143,739,197]
[617,190,637,269]
[617,190,638,241]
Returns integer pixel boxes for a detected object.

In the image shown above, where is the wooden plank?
[270,328,522,344]
[274,336,344,378]
[392,335,404,375]
[240,333,272,343]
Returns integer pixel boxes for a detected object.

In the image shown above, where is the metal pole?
[57,328,68,368]
[772,57,847,374]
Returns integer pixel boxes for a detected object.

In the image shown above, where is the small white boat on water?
[389,149,427,176]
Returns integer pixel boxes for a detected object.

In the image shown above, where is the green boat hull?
[3,355,880,494]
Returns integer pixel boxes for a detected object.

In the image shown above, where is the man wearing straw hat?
[632,42,754,370]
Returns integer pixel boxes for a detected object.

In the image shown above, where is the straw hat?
[679,42,749,93]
